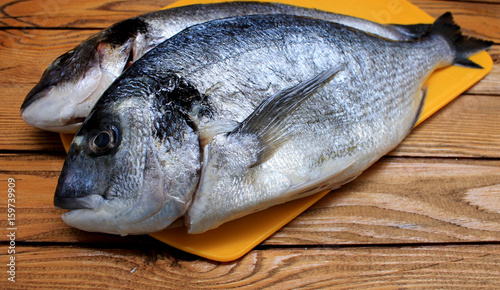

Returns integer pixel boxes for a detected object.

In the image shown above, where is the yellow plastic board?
[60,0,493,262]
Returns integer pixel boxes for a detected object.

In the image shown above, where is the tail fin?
[431,12,493,69]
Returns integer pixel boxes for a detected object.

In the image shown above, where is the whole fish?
[54,13,491,235]
[20,1,432,133]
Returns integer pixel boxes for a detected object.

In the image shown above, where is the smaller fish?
[20,2,431,133]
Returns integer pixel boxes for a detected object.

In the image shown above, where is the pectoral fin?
[232,65,344,166]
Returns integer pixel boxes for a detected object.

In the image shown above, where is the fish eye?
[57,50,74,65]
[89,125,119,154]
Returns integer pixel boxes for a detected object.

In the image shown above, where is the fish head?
[20,32,135,133]
[54,78,201,235]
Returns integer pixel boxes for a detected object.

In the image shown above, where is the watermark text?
[7,178,16,283]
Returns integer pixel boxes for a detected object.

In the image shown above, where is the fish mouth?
[54,194,105,210]
[20,84,88,133]
[21,85,55,112]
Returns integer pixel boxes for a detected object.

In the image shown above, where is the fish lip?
[20,85,86,132]
[54,194,105,210]
[21,85,55,112]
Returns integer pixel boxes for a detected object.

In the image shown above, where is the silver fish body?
[20,1,432,133]
[54,13,491,235]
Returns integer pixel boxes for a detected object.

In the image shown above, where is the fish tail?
[431,12,493,69]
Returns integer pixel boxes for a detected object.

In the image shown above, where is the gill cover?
[54,75,202,235]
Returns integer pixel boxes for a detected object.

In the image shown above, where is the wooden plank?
[1,0,499,39]
[0,29,98,86]
[2,154,499,245]
[411,0,500,41]
[1,244,499,288]
[466,46,500,96]
[390,94,500,158]
[268,158,500,245]
[0,0,176,28]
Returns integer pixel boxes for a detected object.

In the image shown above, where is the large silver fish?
[20,1,432,133]
[54,13,491,235]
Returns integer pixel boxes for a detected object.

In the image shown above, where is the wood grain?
[0,29,102,85]
[390,94,500,158]
[468,45,500,96]
[0,0,176,28]
[269,158,500,245]
[1,0,499,38]
[412,0,500,41]
[0,0,499,287]
[1,244,500,288]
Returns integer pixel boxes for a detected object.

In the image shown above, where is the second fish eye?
[58,50,74,64]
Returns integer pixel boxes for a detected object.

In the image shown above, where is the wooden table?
[1,0,499,287]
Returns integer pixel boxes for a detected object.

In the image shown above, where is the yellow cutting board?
[60,0,493,262]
